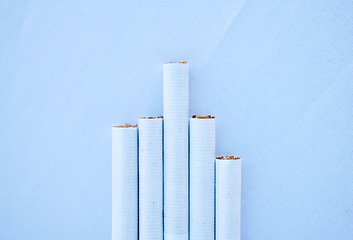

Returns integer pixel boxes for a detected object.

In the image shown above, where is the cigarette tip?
[216,156,241,160]
[139,116,163,119]
[192,115,215,119]
[165,61,188,64]
[114,124,138,128]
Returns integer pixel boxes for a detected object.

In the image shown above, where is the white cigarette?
[163,62,189,240]
[112,124,138,240]
[138,117,163,240]
[216,156,242,240]
[190,115,216,240]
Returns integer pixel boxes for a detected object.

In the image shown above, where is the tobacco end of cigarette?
[216,156,241,160]
[114,124,138,128]
[165,61,188,64]
[192,115,215,119]
[139,116,163,119]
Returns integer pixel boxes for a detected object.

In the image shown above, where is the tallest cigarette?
[163,62,189,240]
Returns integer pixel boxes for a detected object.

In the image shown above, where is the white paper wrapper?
[163,62,189,240]
[112,126,138,240]
[138,118,163,240]
[189,116,216,240]
[216,157,242,240]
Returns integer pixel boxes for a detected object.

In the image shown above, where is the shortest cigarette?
[216,156,241,240]
[112,125,138,240]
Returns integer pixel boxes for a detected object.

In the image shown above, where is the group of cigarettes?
[112,62,242,240]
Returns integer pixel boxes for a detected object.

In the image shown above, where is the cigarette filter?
[112,125,138,240]
[138,117,163,240]
[190,115,216,240]
[216,156,242,240]
[163,62,189,240]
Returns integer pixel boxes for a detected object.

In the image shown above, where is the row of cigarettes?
[112,62,241,240]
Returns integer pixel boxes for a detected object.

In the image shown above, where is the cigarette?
[216,156,241,240]
[138,117,163,240]
[112,125,138,240]
[189,116,216,240]
[163,62,189,240]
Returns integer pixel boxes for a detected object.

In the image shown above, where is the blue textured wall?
[1,0,352,239]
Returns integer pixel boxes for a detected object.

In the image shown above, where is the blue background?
[1,0,352,239]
